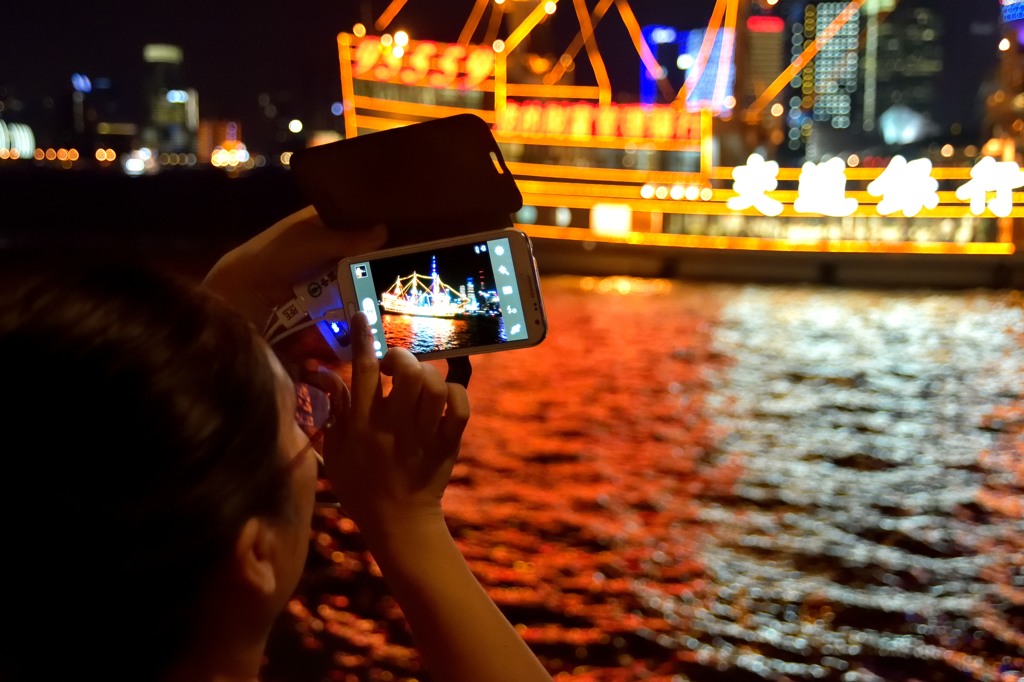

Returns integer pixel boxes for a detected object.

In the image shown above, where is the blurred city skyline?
[0,0,1010,166]
[2,2,719,134]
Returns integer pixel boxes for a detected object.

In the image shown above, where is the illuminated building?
[639,25,685,106]
[0,119,35,159]
[198,119,252,171]
[870,0,943,141]
[783,1,1000,159]
[990,0,1024,156]
[872,0,999,145]
[725,1,790,164]
[737,8,787,108]
[196,120,245,164]
[783,1,862,157]
[640,20,739,118]
[141,43,198,155]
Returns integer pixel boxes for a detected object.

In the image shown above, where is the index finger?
[348,311,383,423]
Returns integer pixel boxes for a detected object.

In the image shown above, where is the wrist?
[355,507,453,567]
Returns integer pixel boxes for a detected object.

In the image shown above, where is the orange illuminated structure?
[335,0,1019,257]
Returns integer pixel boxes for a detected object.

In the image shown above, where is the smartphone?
[289,114,523,246]
[330,228,546,361]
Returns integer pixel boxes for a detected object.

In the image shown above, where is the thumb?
[347,311,383,425]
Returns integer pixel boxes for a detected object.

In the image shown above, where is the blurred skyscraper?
[141,43,198,154]
[989,0,1024,160]
[781,0,1000,159]
[736,5,788,114]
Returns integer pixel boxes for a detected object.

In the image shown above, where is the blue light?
[331,101,344,116]
[1004,2,1024,22]
[71,73,91,93]
[640,25,684,104]
[650,27,677,45]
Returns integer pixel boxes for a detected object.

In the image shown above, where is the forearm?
[200,207,386,328]
[364,516,552,682]
[202,249,277,327]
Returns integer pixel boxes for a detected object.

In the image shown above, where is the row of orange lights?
[0,147,86,162]
[0,147,117,162]
[640,183,714,202]
[36,147,82,162]
[0,148,196,167]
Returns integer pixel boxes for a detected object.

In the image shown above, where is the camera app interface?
[348,236,529,357]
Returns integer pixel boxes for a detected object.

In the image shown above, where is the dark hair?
[0,259,289,681]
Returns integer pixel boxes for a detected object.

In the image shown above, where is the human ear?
[234,517,277,596]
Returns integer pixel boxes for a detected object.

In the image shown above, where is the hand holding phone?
[278,116,541,365]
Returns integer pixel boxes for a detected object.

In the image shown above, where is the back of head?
[0,259,287,681]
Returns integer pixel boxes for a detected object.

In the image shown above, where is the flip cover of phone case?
[289,114,523,247]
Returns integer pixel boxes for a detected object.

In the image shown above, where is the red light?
[747,16,784,33]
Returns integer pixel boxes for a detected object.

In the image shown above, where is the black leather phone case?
[289,114,523,247]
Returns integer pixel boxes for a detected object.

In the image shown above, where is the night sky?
[2,1,717,128]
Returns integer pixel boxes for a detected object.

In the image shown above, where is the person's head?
[0,258,319,681]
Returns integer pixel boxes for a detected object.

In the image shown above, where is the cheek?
[298,456,319,501]
[291,472,317,546]
[278,423,318,515]
[293,449,319,515]
[282,421,307,457]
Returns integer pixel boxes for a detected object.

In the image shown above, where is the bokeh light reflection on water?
[264,277,1024,682]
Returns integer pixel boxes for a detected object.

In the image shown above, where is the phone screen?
[340,235,532,357]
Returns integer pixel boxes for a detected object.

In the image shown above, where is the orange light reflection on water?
[264,276,1024,682]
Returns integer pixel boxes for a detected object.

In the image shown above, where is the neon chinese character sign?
[728,153,1024,219]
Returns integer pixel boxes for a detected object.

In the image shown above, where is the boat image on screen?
[378,254,506,355]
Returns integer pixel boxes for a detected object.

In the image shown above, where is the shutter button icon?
[361,297,378,325]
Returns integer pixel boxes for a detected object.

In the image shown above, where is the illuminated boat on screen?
[330,0,1021,282]
[380,270,473,319]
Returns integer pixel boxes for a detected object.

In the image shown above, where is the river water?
[264,275,1024,682]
